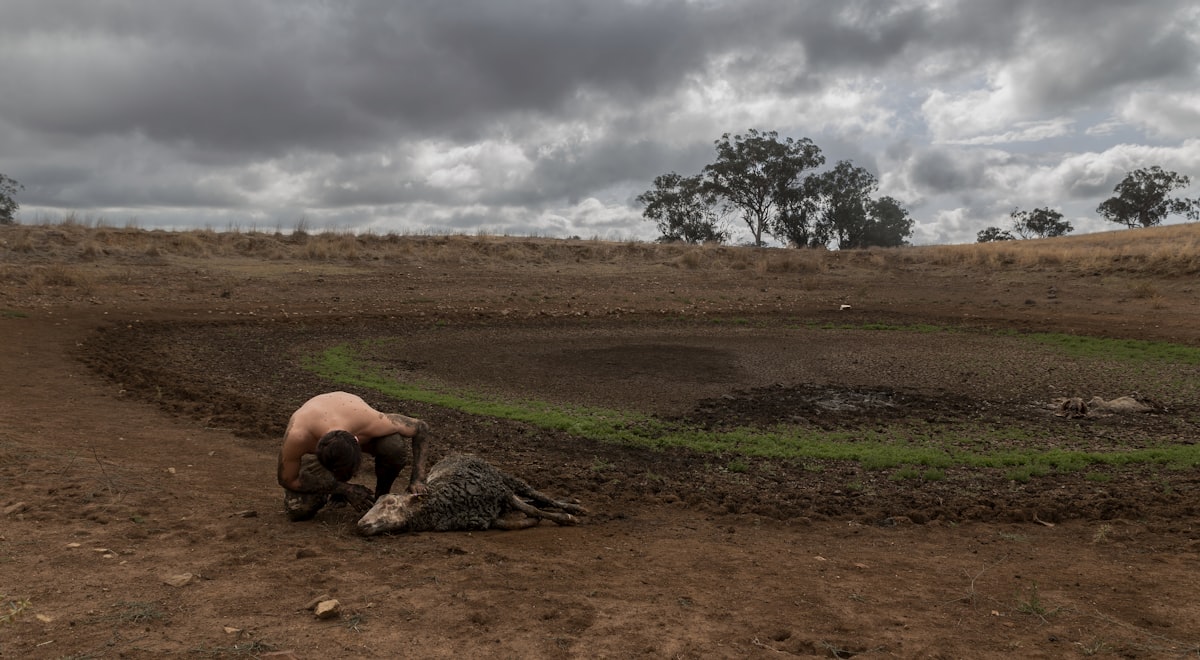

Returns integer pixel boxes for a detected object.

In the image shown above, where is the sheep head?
[356,492,420,536]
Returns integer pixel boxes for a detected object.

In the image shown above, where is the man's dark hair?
[316,430,361,481]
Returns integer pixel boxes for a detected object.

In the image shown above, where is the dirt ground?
[2,229,1200,658]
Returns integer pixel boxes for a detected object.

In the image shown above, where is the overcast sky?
[2,1,1198,245]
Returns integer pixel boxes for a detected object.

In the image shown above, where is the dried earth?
[2,230,1199,658]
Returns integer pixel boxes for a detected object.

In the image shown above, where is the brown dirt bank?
[3,225,1199,658]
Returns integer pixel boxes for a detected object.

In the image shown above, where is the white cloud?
[413,140,533,194]
[1119,90,1200,140]
[921,78,1017,144]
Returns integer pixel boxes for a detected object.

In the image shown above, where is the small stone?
[3,502,29,516]
[163,573,197,587]
[303,594,332,610]
[223,626,242,634]
[314,599,341,620]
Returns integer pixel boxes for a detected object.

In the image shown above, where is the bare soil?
[2,229,1200,658]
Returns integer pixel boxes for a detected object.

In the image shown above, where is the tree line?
[636,130,1199,247]
[3,154,1197,239]
[638,129,913,248]
[977,166,1199,242]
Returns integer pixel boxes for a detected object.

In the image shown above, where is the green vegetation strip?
[1022,332,1200,364]
[305,341,1200,473]
[839,321,1200,365]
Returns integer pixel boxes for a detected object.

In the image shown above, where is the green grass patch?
[806,322,1200,366]
[304,340,1200,480]
[1024,332,1200,364]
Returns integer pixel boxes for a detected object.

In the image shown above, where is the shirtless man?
[277,391,431,522]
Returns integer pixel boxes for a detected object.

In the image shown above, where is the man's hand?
[406,481,428,495]
[338,483,376,512]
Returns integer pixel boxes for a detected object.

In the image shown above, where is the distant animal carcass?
[1053,395,1166,418]
[357,454,587,535]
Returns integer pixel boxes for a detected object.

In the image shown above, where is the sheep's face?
[356,493,419,536]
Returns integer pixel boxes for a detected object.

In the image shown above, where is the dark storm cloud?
[908,148,989,194]
[1007,1,1199,113]
[0,0,724,157]
[514,139,715,207]
[0,0,1038,156]
[335,1,714,125]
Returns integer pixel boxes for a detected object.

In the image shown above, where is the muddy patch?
[569,343,739,382]
[679,383,990,430]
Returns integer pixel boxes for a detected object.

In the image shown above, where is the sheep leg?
[509,494,581,526]
[491,512,544,530]
[521,495,587,515]
[509,482,589,515]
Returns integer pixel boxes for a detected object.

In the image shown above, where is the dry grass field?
[2,221,1199,658]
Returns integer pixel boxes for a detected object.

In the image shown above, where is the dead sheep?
[1053,395,1166,418]
[357,454,587,535]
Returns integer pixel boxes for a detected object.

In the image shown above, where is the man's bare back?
[277,391,430,500]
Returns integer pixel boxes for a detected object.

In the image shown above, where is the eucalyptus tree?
[0,174,21,224]
[800,161,913,249]
[1011,207,1073,239]
[636,172,730,244]
[701,129,824,247]
[1097,166,1199,228]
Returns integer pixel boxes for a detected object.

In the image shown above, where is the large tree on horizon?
[1096,166,1199,228]
[860,195,914,248]
[790,161,913,249]
[701,129,824,247]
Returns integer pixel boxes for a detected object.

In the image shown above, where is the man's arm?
[277,449,306,492]
[279,450,374,511]
[373,413,431,493]
[407,422,430,494]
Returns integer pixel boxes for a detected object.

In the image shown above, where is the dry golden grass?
[2,221,1199,277]
[920,224,1200,275]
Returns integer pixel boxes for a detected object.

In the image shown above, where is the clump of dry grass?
[300,234,362,260]
[665,243,830,273]
[16,264,96,295]
[1128,280,1160,299]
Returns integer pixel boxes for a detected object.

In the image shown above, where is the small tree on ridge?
[0,174,22,225]
[636,172,730,244]
[1011,207,1073,239]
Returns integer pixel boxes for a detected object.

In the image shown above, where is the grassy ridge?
[4,219,1200,276]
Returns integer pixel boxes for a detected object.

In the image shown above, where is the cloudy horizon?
[2,0,1198,245]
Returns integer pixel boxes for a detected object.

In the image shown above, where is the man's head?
[316,430,361,481]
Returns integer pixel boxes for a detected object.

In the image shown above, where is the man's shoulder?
[281,426,319,451]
